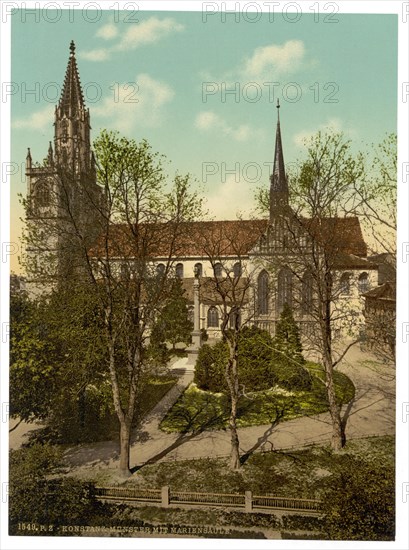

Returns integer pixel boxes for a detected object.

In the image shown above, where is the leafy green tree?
[269,305,311,391]
[9,293,60,424]
[154,278,193,350]
[272,303,305,367]
[43,281,112,441]
[10,282,112,442]
[194,341,229,392]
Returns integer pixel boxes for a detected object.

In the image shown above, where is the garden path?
[9,345,395,480]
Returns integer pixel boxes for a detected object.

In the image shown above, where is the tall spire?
[269,99,289,219]
[58,40,85,117]
[54,41,92,177]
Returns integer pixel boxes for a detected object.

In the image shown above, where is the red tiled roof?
[301,217,367,257]
[363,281,396,302]
[90,216,368,260]
[333,253,377,270]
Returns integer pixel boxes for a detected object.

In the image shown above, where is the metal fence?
[171,490,245,508]
[96,486,161,503]
[95,486,322,514]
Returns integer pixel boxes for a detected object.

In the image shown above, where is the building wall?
[147,255,378,339]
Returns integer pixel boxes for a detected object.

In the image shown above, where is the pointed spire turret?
[47,141,54,165]
[58,40,85,117]
[26,147,32,171]
[269,99,289,219]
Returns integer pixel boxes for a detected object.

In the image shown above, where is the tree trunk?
[119,420,132,477]
[322,338,344,450]
[229,394,241,470]
[320,279,345,451]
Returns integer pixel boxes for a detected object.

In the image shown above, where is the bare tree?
[353,133,397,265]
[23,130,202,476]
[199,219,265,469]
[257,131,367,450]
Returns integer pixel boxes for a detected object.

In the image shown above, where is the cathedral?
[25,42,378,340]
[25,41,103,293]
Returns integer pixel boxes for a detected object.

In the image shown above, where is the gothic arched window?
[302,270,313,314]
[194,263,203,277]
[214,263,223,278]
[156,263,165,277]
[277,267,292,313]
[35,183,50,207]
[175,263,184,279]
[340,272,351,295]
[207,306,219,328]
[233,262,242,278]
[358,272,369,294]
[257,270,269,315]
[229,307,241,328]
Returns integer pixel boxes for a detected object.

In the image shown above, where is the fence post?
[161,486,170,508]
[245,490,252,512]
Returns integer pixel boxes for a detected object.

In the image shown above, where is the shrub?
[321,459,395,540]
[237,326,277,391]
[273,360,313,391]
[194,342,229,392]
[194,327,276,393]
[272,303,304,367]
[194,320,313,394]
[9,444,103,533]
[282,514,322,531]
[270,304,312,391]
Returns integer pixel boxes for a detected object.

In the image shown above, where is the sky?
[9,9,398,273]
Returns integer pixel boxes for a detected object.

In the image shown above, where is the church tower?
[54,40,93,179]
[25,41,101,296]
[269,99,289,220]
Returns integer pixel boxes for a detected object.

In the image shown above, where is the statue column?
[186,266,202,366]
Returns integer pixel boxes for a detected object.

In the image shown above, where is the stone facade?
[25,41,103,296]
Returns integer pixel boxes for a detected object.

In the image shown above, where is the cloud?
[195,110,255,142]
[82,17,184,61]
[92,73,174,134]
[293,117,346,147]
[81,48,110,62]
[243,40,306,79]
[114,17,184,52]
[205,174,256,220]
[96,23,118,40]
[12,105,54,131]
[199,40,311,90]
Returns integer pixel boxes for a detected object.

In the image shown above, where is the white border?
[1,2,408,550]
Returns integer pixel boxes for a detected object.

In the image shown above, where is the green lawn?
[126,435,393,499]
[160,362,355,433]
